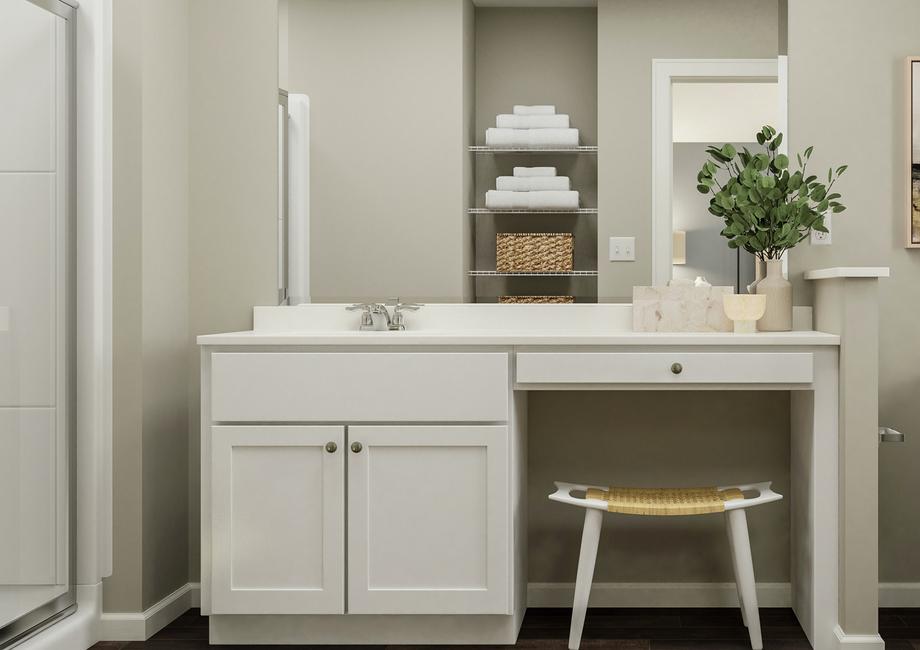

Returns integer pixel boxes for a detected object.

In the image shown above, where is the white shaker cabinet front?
[346,426,510,615]
[210,426,345,614]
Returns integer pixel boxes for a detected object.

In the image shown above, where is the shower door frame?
[0,0,77,646]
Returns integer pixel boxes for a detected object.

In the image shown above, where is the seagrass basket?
[496,232,573,273]
[499,295,575,304]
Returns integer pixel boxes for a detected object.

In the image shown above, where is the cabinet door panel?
[210,426,344,614]
[347,426,509,614]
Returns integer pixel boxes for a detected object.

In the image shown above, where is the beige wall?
[108,0,144,613]
[107,0,190,612]
[140,0,191,610]
[187,0,280,584]
[597,0,779,301]
[787,0,920,583]
[285,0,471,303]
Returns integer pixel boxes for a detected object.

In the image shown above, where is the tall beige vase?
[756,259,792,331]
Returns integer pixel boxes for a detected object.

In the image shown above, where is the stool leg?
[725,513,748,628]
[569,508,603,650]
[727,509,762,650]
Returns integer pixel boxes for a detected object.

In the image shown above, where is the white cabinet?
[210,426,345,614]
[346,426,510,615]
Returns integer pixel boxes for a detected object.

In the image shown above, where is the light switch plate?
[609,236,636,261]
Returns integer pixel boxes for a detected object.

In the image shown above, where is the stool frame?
[549,481,783,650]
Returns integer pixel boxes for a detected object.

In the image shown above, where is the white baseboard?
[833,625,885,649]
[92,580,914,643]
[98,582,198,641]
[879,582,920,607]
[527,582,791,608]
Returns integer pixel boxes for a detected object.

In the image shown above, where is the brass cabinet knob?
[325,441,337,453]
[351,441,363,453]
[670,362,683,375]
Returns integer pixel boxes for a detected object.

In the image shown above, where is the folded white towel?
[513,105,556,116]
[513,166,556,177]
[485,128,579,148]
[496,176,571,192]
[496,114,570,129]
[485,190,580,210]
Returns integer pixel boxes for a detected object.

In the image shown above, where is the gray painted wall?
[108,0,190,613]
[787,0,920,584]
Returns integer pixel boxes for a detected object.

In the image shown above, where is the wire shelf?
[468,270,598,277]
[469,145,598,154]
[468,208,597,215]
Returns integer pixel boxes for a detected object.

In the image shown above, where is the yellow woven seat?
[585,486,744,516]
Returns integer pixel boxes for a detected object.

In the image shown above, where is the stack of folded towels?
[485,105,579,148]
[485,166,580,210]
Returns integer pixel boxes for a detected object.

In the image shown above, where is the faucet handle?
[387,297,422,311]
[346,303,376,330]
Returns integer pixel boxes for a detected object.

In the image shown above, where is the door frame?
[651,58,787,286]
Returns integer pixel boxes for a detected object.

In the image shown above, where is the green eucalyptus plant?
[696,125,847,260]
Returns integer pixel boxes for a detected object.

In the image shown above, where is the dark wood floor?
[91,607,920,649]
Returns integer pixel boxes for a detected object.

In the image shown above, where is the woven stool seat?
[585,486,744,516]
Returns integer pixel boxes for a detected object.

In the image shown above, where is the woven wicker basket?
[499,295,575,304]
[496,233,573,273]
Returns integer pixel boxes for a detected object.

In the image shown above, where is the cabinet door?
[211,426,344,614]
[347,426,509,614]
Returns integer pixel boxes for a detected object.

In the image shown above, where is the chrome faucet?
[346,298,422,331]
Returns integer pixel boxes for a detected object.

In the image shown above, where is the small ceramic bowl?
[723,294,767,333]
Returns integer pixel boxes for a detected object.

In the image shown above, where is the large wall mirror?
[276,1,785,304]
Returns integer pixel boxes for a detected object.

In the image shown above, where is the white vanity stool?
[550,481,783,650]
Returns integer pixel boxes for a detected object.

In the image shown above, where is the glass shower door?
[0,0,75,646]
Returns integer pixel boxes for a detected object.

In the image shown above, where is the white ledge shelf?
[804,267,890,280]
[469,145,598,154]
[468,208,597,214]
[469,270,598,277]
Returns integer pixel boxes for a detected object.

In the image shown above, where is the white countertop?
[197,329,839,346]
[196,303,840,346]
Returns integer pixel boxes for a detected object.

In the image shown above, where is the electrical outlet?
[609,236,636,261]
[810,215,832,246]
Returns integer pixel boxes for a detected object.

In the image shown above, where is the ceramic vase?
[755,259,792,331]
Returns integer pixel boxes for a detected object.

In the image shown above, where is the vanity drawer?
[210,352,509,422]
[515,352,813,385]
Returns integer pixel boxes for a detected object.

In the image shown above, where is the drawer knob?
[325,441,337,454]
[670,362,683,375]
[351,441,363,453]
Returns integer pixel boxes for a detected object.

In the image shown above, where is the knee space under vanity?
[528,390,791,589]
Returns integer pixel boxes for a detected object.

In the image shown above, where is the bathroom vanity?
[197,269,887,649]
